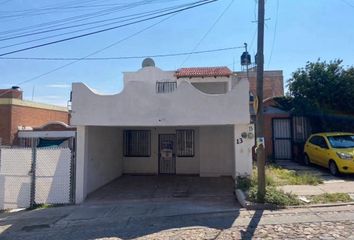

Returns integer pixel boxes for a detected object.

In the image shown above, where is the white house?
[71,59,254,203]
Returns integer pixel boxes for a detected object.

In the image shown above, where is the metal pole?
[256,0,266,202]
[30,138,37,208]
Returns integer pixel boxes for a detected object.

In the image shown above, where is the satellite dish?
[142,58,155,68]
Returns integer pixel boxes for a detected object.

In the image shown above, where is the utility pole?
[256,0,266,202]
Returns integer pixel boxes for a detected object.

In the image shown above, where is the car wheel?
[329,161,339,176]
[304,154,311,166]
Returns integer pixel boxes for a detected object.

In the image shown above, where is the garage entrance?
[85,175,237,206]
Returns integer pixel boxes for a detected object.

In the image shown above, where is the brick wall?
[0,105,69,145]
[235,70,284,99]
[0,105,12,145]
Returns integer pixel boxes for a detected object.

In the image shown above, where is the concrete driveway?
[86,175,237,204]
[0,175,241,240]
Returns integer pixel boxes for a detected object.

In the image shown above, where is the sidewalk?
[278,181,354,196]
[276,160,354,198]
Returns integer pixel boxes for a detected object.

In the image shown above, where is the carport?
[86,175,238,209]
[71,63,254,204]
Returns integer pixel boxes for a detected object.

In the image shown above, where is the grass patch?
[248,186,301,206]
[265,164,323,186]
[236,164,323,206]
[236,164,323,190]
[309,193,352,204]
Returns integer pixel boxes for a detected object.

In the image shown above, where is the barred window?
[177,130,194,157]
[123,130,151,157]
[156,81,177,93]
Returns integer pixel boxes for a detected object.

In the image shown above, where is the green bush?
[248,186,301,206]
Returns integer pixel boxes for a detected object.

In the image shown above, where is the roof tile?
[175,67,232,78]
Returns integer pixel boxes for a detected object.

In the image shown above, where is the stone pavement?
[0,200,354,239]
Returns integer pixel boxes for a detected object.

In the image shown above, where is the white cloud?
[46,84,71,89]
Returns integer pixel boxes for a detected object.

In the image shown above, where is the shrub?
[248,186,301,206]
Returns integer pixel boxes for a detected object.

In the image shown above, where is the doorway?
[159,134,176,174]
[272,118,292,160]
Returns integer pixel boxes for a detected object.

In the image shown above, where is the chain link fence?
[0,144,75,210]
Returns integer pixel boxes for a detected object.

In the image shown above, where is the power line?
[0,12,179,98]
[0,0,156,19]
[0,0,217,57]
[0,0,173,33]
[0,46,243,61]
[340,0,354,8]
[267,0,279,68]
[0,1,203,42]
[179,0,234,67]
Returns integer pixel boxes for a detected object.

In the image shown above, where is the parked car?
[304,132,354,175]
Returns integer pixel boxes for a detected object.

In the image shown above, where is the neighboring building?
[0,87,69,146]
[18,121,76,148]
[263,97,311,162]
[71,59,255,203]
[235,67,284,99]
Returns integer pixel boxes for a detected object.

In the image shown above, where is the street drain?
[22,224,50,232]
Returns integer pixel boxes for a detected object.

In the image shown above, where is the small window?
[156,81,177,93]
[123,130,151,157]
[309,136,328,149]
[317,137,329,149]
[177,130,194,157]
[309,136,320,145]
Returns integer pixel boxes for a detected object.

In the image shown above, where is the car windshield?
[327,135,354,148]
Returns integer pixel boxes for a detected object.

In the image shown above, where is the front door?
[273,118,292,160]
[159,134,176,174]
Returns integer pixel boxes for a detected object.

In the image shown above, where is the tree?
[284,59,354,132]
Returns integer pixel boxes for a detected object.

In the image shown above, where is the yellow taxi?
[304,132,354,175]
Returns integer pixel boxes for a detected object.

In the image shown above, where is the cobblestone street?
[132,220,354,240]
[1,202,354,239]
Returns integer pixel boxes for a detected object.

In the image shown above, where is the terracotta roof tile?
[175,67,232,78]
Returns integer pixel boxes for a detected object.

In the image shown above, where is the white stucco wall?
[86,126,123,194]
[191,82,228,94]
[122,127,199,175]
[199,125,235,177]
[75,126,87,203]
[234,124,254,177]
[71,67,249,127]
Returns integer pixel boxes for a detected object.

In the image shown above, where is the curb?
[235,189,280,210]
[235,188,354,210]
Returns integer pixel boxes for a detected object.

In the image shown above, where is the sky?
[0,0,353,106]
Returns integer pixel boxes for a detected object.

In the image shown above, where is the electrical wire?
[0,0,174,33]
[179,0,234,67]
[0,46,243,61]
[267,0,279,68]
[340,0,354,8]
[0,1,205,42]
[0,0,217,97]
[0,13,178,98]
[0,0,217,57]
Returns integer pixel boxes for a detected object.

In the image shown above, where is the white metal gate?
[272,118,292,160]
[0,147,74,210]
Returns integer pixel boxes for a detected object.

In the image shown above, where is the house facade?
[0,87,69,146]
[71,59,255,203]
